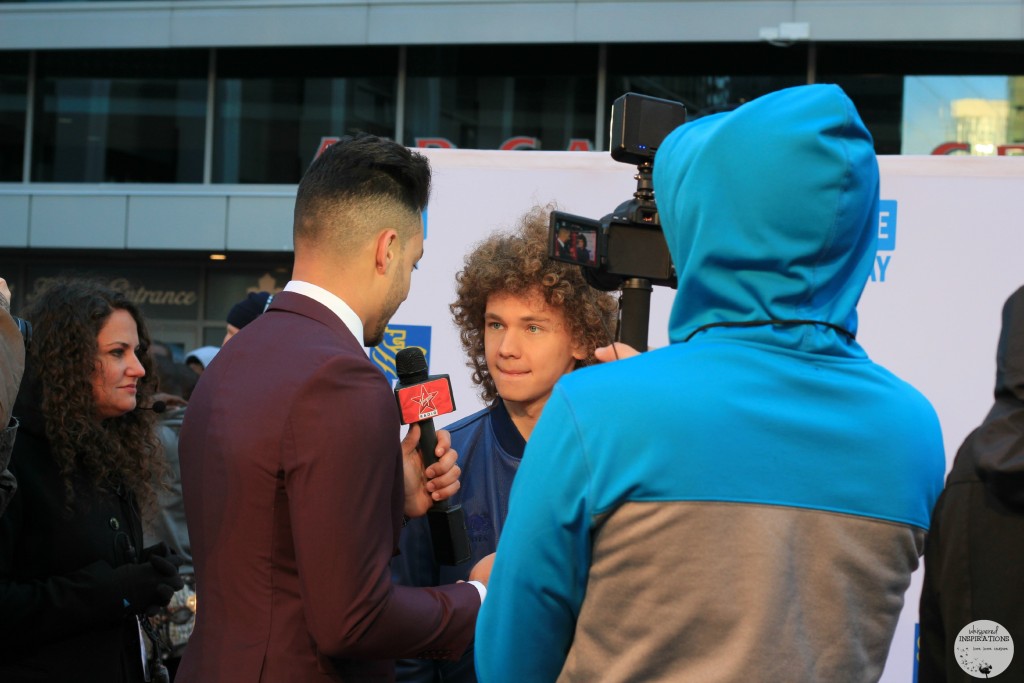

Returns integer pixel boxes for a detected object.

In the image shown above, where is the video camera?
[548,92,686,350]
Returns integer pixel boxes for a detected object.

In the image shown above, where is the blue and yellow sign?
[370,324,432,383]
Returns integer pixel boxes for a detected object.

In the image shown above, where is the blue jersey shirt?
[392,400,525,682]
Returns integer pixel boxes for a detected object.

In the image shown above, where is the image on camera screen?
[551,217,599,268]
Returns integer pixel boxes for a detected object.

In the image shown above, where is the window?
[405,45,598,151]
[32,50,207,182]
[213,47,398,184]
[817,41,1024,155]
[0,52,28,181]
[901,76,1024,155]
[606,43,807,127]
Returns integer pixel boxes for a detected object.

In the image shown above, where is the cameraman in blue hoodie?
[476,84,945,682]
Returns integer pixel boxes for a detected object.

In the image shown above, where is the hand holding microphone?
[400,425,460,516]
[394,347,471,566]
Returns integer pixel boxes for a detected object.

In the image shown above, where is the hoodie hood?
[991,285,1024,404]
[652,84,879,355]
[972,285,1024,509]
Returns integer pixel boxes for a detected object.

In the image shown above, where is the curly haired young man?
[392,205,617,683]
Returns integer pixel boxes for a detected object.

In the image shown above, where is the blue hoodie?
[475,84,945,683]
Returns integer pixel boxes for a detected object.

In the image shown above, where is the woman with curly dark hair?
[0,277,184,682]
[392,205,618,683]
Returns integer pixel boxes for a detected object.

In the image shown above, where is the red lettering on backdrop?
[318,135,607,153]
[931,142,970,155]
[314,137,341,159]
[500,136,540,151]
[415,138,457,149]
[930,141,1024,155]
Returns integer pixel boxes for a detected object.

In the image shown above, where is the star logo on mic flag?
[395,376,456,424]
[413,384,439,419]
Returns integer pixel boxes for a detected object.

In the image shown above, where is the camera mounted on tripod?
[548,92,686,350]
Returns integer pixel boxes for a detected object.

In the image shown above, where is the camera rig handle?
[613,160,657,351]
[618,278,653,351]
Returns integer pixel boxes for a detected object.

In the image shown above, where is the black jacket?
[918,285,1024,682]
[0,374,148,683]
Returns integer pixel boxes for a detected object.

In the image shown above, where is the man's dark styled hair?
[293,133,431,247]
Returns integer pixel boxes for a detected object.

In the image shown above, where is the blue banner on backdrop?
[370,324,433,383]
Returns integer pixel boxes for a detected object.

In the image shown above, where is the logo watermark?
[955,620,1014,678]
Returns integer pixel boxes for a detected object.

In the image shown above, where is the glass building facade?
[3,0,1023,348]
[31,50,208,183]
[3,41,1023,186]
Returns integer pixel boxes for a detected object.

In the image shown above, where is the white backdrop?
[387,149,1024,682]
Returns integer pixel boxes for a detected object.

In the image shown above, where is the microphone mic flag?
[396,378,455,425]
[394,347,471,566]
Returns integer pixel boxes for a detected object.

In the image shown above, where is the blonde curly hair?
[451,205,619,405]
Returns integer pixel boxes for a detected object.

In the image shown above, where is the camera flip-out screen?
[550,213,600,268]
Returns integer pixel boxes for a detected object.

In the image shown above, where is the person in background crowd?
[143,288,273,572]
[574,233,591,265]
[148,340,194,406]
[144,344,193,566]
[223,290,273,345]
[141,344,196,681]
[176,132,487,683]
[918,284,1024,682]
[392,205,616,682]
[183,345,218,375]
[142,290,273,680]
[476,84,946,682]
[0,276,184,682]
[554,224,572,259]
[0,277,25,517]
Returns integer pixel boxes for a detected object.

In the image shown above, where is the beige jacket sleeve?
[1,307,25,514]
[1,308,25,428]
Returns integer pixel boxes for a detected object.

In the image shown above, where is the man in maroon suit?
[177,134,487,682]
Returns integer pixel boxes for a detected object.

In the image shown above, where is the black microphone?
[394,347,471,566]
[138,400,167,414]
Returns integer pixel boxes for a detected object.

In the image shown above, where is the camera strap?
[682,319,855,343]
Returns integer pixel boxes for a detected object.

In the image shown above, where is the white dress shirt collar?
[283,280,365,346]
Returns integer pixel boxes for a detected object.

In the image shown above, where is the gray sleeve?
[143,419,193,570]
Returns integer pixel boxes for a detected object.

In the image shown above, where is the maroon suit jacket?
[177,291,479,682]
